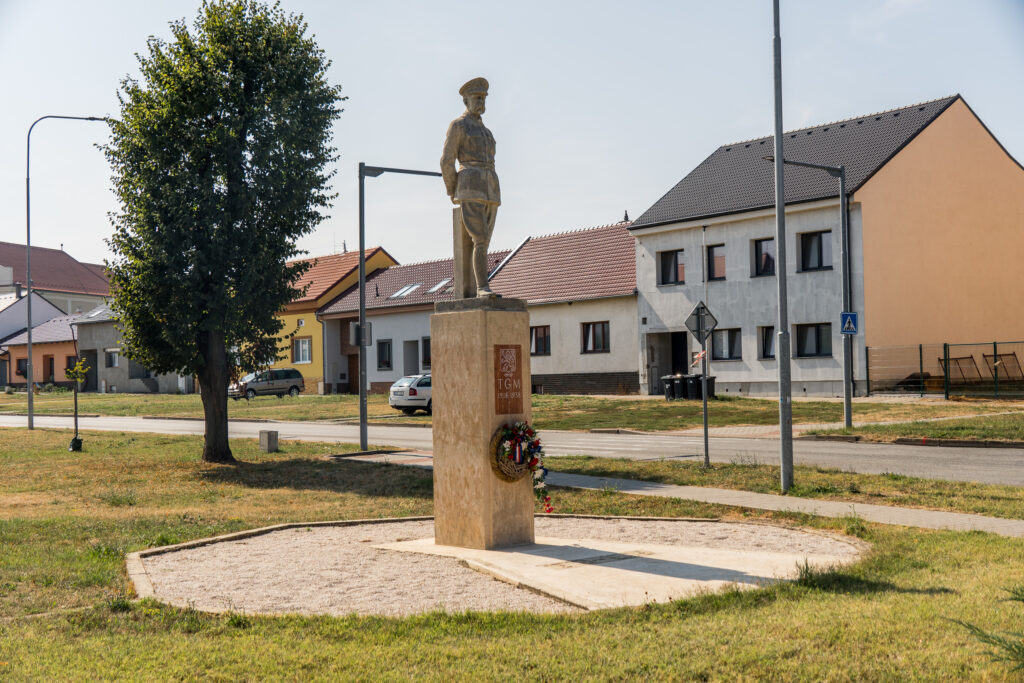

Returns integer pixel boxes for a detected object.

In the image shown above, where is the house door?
[403,340,419,376]
[43,355,55,383]
[670,332,689,375]
[81,350,98,391]
[346,354,359,394]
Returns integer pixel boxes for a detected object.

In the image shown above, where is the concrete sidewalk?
[337,451,1024,539]
[547,472,1024,538]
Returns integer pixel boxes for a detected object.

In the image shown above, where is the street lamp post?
[356,163,443,451]
[25,115,108,430]
[771,0,794,493]
[764,156,854,428]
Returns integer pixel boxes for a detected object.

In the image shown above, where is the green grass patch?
[549,454,1024,520]
[1,428,1023,678]
[812,412,1024,442]
[1,391,1016,432]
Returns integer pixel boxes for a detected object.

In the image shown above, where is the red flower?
[529,457,538,467]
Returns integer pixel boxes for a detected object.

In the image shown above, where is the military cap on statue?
[459,77,489,98]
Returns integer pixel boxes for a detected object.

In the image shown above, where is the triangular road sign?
[685,301,718,343]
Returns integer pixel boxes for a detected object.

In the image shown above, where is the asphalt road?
[3,414,1023,486]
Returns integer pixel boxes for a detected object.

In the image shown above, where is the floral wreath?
[489,421,553,513]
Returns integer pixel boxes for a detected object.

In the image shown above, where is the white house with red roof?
[317,221,640,395]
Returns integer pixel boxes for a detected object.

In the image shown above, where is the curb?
[893,437,1024,448]
[0,412,100,418]
[139,416,276,424]
[798,434,862,443]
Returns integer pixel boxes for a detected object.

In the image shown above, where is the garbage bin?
[661,375,676,401]
[671,375,686,400]
[686,375,716,400]
[675,374,692,401]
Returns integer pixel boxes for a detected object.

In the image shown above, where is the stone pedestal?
[431,296,534,549]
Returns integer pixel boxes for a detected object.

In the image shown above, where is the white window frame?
[292,337,312,364]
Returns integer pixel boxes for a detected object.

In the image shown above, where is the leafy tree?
[103,0,343,462]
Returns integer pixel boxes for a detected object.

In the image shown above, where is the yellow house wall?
[269,309,324,392]
[269,249,397,393]
[854,99,1024,347]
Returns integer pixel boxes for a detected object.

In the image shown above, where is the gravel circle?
[140,517,864,617]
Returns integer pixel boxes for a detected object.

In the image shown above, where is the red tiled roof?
[82,262,108,282]
[488,222,636,304]
[287,248,394,304]
[318,251,510,316]
[0,242,109,296]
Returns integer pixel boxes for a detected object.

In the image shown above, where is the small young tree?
[104,0,343,462]
[65,357,90,452]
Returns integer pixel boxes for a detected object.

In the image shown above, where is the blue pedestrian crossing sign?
[840,312,858,335]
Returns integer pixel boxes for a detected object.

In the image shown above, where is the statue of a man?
[441,77,500,297]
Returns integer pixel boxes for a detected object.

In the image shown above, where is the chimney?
[15,282,23,299]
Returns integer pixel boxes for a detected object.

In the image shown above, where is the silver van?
[229,368,305,400]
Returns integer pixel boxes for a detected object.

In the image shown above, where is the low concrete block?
[259,430,279,453]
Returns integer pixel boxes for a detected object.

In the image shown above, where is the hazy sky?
[1,0,1022,267]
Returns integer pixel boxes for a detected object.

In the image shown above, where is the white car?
[388,373,432,415]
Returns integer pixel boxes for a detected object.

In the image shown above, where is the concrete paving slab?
[377,535,858,610]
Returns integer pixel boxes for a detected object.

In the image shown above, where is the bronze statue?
[441,77,500,297]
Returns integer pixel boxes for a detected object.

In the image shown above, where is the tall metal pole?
[357,163,369,451]
[701,327,709,469]
[356,164,442,452]
[25,140,33,430]
[25,115,106,430]
[772,0,794,492]
[839,167,853,428]
[701,225,709,468]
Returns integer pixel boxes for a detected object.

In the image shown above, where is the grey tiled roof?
[2,314,81,346]
[631,95,960,229]
[72,304,116,325]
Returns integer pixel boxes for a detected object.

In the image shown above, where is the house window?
[796,323,832,357]
[759,326,775,359]
[292,337,312,364]
[658,249,685,285]
[65,355,78,373]
[707,244,726,280]
[422,337,431,369]
[753,238,775,276]
[530,326,551,356]
[16,358,28,377]
[581,321,610,354]
[105,350,119,368]
[129,359,152,379]
[377,339,393,370]
[711,328,742,360]
[800,231,832,271]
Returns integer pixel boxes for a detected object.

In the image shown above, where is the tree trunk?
[198,328,235,463]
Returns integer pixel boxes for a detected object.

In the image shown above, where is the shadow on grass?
[796,566,956,597]
[199,458,433,498]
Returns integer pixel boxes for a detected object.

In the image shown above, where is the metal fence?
[867,341,1024,398]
